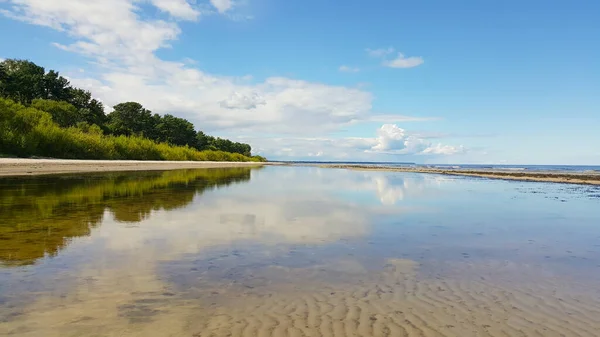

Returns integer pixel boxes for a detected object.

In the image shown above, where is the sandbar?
[314,164,600,185]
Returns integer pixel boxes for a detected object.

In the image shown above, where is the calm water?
[1,166,600,337]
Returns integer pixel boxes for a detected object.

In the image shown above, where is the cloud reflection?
[0,166,447,336]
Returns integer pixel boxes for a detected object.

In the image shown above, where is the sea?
[1,165,599,336]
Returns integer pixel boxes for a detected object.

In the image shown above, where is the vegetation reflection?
[0,168,255,267]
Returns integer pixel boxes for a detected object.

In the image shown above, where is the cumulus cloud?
[383,53,424,68]
[219,91,266,110]
[151,0,201,20]
[372,124,410,151]
[421,143,465,155]
[368,47,424,69]
[339,65,360,73]
[369,124,463,155]
[242,124,464,159]
[210,0,233,13]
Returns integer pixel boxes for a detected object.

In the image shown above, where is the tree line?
[0,59,255,157]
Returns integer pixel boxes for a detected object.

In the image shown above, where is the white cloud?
[210,0,233,13]
[369,124,463,155]
[219,91,266,110]
[242,124,464,159]
[372,124,409,151]
[383,53,424,69]
[421,143,465,155]
[339,65,360,73]
[367,47,424,69]
[353,114,440,123]
[366,47,395,58]
[150,0,200,20]
[0,0,381,135]
[3,0,182,62]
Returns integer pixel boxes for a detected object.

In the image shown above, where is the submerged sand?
[315,164,600,185]
[3,259,600,337]
[0,158,264,176]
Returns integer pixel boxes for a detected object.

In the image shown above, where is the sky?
[1,0,599,164]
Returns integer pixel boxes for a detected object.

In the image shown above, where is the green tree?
[196,131,215,151]
[0,59,45,104]
[0,63,7,97]
[67,88,106,127]
[42,70,72,101]
[31,99,80,127]
[156,114,197,146]
[107,102,156,137]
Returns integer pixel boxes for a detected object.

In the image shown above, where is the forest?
[0,59,265,161]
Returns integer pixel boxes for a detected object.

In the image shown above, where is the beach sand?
[0,158,264,176]
[315,164,600,185]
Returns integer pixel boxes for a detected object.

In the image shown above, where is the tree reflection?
[0,168,255,266]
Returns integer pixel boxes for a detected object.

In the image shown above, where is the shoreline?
[0,158,264,177]
[313,164,600,185]
[2,159,599,185]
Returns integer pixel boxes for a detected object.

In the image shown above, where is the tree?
[0,63,7,97]
[43,70,72,101]
[31,99,80,127]
[156,114,197,146]
[67,88,106,127]
[0,59,45,104]
[196,131,215,151]
[107,102,156,137]
[194,131,252,155]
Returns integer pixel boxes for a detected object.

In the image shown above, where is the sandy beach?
[0,158,264,176]
[314,164,600,185]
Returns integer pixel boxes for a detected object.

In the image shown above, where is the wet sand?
[0,158,264,176]
[315,164,600,185]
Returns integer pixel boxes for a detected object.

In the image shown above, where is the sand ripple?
[188,260,600,337]
[3,259,600,337]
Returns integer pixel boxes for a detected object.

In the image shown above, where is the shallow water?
[1,166,600,337]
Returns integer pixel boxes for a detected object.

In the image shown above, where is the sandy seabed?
[3,259,600,337]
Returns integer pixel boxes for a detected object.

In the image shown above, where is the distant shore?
[0,158,264,177]
[313,164,600,185]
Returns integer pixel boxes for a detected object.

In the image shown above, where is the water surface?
[1,166,599,337]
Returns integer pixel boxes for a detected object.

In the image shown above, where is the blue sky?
[1,0,599,164]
